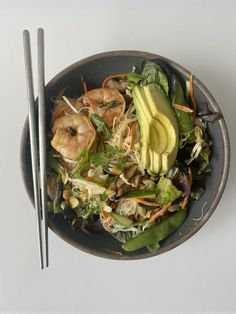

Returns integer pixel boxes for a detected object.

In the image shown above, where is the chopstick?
[37,29,48,267]
[23,29,48,269]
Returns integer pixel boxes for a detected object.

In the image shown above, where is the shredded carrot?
[129,122,137,136]
[80,74,88,93]
[173,103,193,113]
[129,198,159,207]
[126,122,137,150]
[130,122,137,150]
[181,193,190,209]
[189,74,197,122]
[148,204,171,222]
[100,211,109,220]
[102,73,128,88]
[86,176,93,181]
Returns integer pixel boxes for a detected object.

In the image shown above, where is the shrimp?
[51,114,96,160]
[83,88,125,127]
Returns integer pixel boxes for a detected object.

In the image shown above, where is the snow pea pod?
[172,76,195,143]
[122,208,187,252]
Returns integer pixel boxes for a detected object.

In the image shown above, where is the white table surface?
[0,0,235,313]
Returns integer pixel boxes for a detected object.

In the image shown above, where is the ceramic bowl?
[20,51,230,260]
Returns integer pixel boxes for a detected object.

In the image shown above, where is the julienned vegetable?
[47,59,212,253]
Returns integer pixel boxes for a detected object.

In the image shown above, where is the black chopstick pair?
[23,28,48,269]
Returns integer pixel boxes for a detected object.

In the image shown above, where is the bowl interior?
[21,51,230,260]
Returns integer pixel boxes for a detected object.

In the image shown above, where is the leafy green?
[128,61,169,95]
[127,72,145,84]
[105,176,115,187]
[141,61,169,95]
[198,149,210,174]
[75,148,90,175]
[47,153,61,175]
[105,144,119,155]
[156,177,182,205]
[53,181,63,214]
[91,151,111,168]
[200,149,209,163]
[72,172,84,179]
[104,144,125,169]
[90,144,125,169]
[114,157,126,171]
[91,114,111,138]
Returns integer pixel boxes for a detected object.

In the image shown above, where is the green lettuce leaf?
[156,177,182,205]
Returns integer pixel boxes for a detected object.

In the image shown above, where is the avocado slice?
[150,119,167,153]
[143,84,179,173]
[140,143,150,169]
[150,150,161,173]
[133,86,162,172]
[133,86,152,122]
[132,83,179,174]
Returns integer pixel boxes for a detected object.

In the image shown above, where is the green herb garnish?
[114,157,126,170]
[72,148,90,177]
[91,151,111,168]
[91,114,112,138]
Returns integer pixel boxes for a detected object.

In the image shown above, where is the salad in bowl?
[47,59,217,253]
